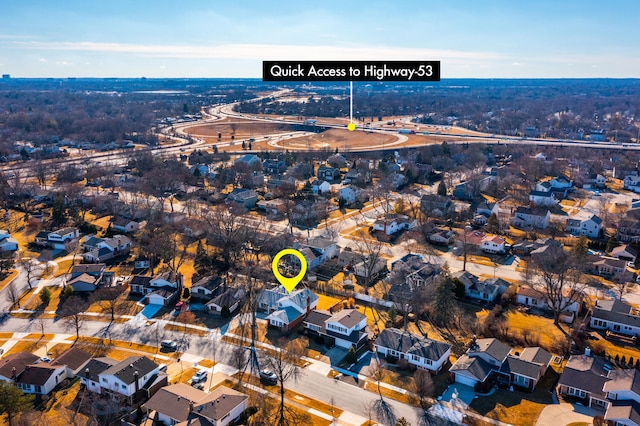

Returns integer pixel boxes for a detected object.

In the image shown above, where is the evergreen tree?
[437,179,447,196]
[0,380,34,426]
[487,213,500,234]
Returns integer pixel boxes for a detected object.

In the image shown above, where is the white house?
[611,245,638,263]
[374,328,452,373]
[144,383,248,426]
[112,218,140,234]
[338,185,361,206]
[16,364,67,395]
[205,288,244,316]
[550,175,573,190]
[480,235,506,254]
[301,237,339,266]
[82,235,132,263]
[311,179,331,195]
[529,190,557,207]
[516,285,582,322]
[511,207,550,229]
[259,286,319,332]
[624,175,640,193]
[0,230,18,252]
[566,215,602,238]
[80,356,162,403]
[45,227,80,249]
[373,214,417,235]
[590,299,640,338]
[304,309,369,350]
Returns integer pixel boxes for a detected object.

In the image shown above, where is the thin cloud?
[8,40,502,61]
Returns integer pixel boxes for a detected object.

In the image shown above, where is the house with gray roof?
[304,308,368,350]
[591,299,640,338]
[452,271,508,303]
[374,328,451,373]
[16,364,67,395]
[259,285,319,332]
[80,355,166,404]
[449,338,549,391]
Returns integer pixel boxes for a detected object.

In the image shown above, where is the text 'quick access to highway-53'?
[263,60,440,82]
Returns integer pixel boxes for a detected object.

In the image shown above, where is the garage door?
[455,373,478,388]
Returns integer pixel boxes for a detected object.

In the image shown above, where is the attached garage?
[453,372,479,388]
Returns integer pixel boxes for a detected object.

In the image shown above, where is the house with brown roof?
[144,383,248,426]
[16,363,67,395]
[52,346,93,378]
[0,351,39,382]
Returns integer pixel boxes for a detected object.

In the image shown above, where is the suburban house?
[428,229,455,246]
[611,245,638,264]
[480,235,506,254]
[317,165,341,182]
[565,215,603,238]
[338,185,362,206]
[16,364,67,395]
[205,287,245,316]
[388,255,441,303]
[234,154,262,168]
[499,347,552,392]
[549,175,573,192]
[529,190,557,207]
[449,338,512,390]
[452,271,508,303]
[134,256,151,270]
[82,235,132,263]
[624,175,640,193]
[111,218,140,234]
[587,255,629,281]
[259,285,319,332]
[0,230,18,252]
[52,347,93,379]
[68,263,111,292]
[372,214,417,235]
[227,188,258,209]
[510,207,550,229]
[300,237,339,267]
[618,209,640,243]
[558,354,615,410]
[143,383,248,426]
[263,158,287,175]
[0,352,39,382]
[590,299,640,338]
[79,355,165,403]
[337,250,387,282]
[257,198,288,217]
[583,173,606,188]
[129,272,183,306]
[35,227,80,249]
[303,308,368,350]
[190,275,222,300]
[449,338,551,392]
[420,194,454,218]
[311,179,331,194]
[516,285,582,322]
[558,353,640,423]
[374,328,452,373]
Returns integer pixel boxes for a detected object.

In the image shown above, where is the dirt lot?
[184,121,297,143]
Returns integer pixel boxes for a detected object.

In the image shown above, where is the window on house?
[122,384,126,389]
[412,355,419,361]
[102,378,107,383]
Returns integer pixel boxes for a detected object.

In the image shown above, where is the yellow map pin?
[272,248,307,293]
[347,122,356,131]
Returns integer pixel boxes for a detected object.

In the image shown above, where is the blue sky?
[1,0,639,78]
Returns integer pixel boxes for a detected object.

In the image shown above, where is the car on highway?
[191,370,208,384]
[259,369,277,385]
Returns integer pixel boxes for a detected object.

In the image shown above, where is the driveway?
[536,402,600,425]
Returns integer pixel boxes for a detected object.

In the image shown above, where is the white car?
[191,370,207,384]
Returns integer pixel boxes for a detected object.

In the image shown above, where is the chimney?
[11,366,16,381]
[85,367,90,379]
[189,401,194,413]
[134,371,139,393]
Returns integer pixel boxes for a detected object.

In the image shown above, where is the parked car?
[191,370,207,384]
[259,369,277,385]
[161,340,177,351]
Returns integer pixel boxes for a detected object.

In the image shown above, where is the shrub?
[62,286,74,298]
[39,287,51,306]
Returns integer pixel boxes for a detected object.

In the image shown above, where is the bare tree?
[368,357,397,426]
[413,368,435,409]
[527,243,583,329]
[259,339,306,426]
[61,297,87,340]
[17,256,39,290]
[5,281,20,308]
[91,286,125,323]
[351,237,387,289]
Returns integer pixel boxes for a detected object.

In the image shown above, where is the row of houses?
[0,348,248,426]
